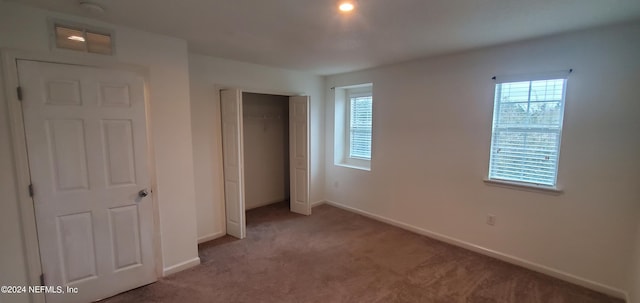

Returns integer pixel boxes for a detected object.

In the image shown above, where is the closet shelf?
[243,114,282,120]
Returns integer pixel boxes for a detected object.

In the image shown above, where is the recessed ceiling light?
[68,35,86,42]
[339,2,354,12]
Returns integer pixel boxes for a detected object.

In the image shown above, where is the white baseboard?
[197,231,226,244]
[162,257,201,277]
[323,200,628,300]
[311,200,326,208]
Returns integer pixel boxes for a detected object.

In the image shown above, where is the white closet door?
[220,89,246,239]
[19,60,156,303]
[289,96,311,215]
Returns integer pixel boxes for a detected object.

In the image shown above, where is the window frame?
[485,72,570,192]
[345,87,373,163]
[333,83,373,171]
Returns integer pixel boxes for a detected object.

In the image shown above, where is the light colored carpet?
[102,202,622,303]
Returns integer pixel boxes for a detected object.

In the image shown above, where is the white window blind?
[488,78,568,186]
[349,95,372,159]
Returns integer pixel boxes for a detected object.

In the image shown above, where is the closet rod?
[243,114,282,120]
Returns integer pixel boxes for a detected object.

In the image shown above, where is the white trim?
[311,200,326,208]
[486,77,568,190]
[1,51,45,303]
[323,200,627,300]
[483,178,563,194]
[341,156,371,171]
[333,83,373,171]
[216,85,313,235]
[332,83,373,90]
[197,231,225,244]
[335,162,371,171]
[215,83,301,98]
[493,70,571,83]
[162,257,201,277]
[345,85,373,162]
[211,84,228,244]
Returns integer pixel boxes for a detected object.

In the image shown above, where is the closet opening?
[220,88,309,239]
[242,92,290,222]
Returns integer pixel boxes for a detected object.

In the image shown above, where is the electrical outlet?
[486,214,496,226]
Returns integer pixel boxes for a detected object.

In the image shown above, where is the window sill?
[483,178,563,194]
[335,162,371,171]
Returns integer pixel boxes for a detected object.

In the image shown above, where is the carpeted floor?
[102,202,622,303]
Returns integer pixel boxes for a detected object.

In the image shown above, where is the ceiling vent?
[52,22,114,55]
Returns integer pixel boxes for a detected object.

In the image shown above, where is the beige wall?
[325,21,640,297]
[242,93,290,210]
[2,1,637,302]
[631,222,640,303]
[189,53,324,243]
[0,3,200,302]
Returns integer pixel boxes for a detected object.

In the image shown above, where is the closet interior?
[242,92,290,212]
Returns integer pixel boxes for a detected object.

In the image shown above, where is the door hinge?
[28,184,34,197]
[16,86,23,101]
[39,273,45,286]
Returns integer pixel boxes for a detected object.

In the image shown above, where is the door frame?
[1,49,163,302]
[215,84,312,238]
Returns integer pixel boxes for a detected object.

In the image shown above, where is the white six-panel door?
[220,89,246,239]
[18,60,156,303]
[289,96,310,215]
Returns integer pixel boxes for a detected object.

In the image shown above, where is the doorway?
[17,60,157,303]
[220,88,310,239]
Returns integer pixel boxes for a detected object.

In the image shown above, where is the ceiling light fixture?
[68,35,86,42]
[79,1,105,14]
[338,2,354,12]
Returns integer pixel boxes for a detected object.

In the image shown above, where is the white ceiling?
[8,0,640,75]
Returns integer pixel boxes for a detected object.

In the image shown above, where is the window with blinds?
[334,83,372,170]
[349,94,373,159]
[488,77,568,187]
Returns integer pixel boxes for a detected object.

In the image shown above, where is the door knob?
[138,189,149,198]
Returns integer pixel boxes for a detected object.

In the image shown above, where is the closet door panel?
[220,89,246,239]
[289,96,310,215]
